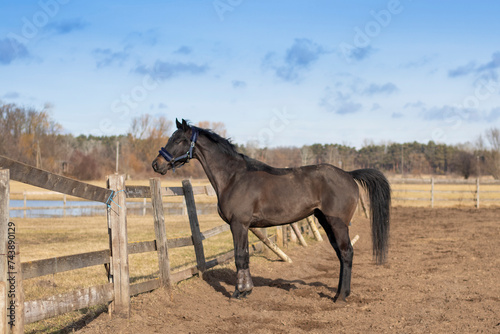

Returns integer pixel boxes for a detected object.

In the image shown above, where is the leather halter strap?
[158,128,198,170]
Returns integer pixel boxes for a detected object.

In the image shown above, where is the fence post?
[476,178,480,209]
[250,228,292,263]
[290,224,297,243]
[291,223,308,247]
[1,169,9,334]
[107,174,130,317]
[182,180,206,273]
[149,178,172,292]
[431,177,434,208]
[276,226,284,248]
[261,228,269,255]
[284,226,290,247]
[306,216,323,242]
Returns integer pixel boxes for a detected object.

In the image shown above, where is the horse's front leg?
[230,222,253,299]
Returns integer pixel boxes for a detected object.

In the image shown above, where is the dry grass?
[18,213,246,299]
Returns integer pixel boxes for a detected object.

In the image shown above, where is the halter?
[158,128,199,171]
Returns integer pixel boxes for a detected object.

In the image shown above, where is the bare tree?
[451,143,477,179]
[127,114,173,175]
[484,127,500,179]
[486,127,500,151]
[300,145,312,166]
[0,102,62,168]
[197,121,227,137]
[129,114,171,142]
[325,144,340,167]
[129,114,152,140]
[245,140,259,159]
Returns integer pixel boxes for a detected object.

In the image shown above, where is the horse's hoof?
[242,289,252,298]
[333,294,348,304]
[231,289,252,299]
[231,289,242,299]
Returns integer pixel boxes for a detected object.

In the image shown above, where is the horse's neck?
[194,137,244,195]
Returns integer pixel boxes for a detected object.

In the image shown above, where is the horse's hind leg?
[315,211,353,302]
[230,222,254,299]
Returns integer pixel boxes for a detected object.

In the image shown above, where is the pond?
[9,200,217,218]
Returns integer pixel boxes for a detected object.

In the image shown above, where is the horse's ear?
[176,118,182,130]
[181,119,189,131]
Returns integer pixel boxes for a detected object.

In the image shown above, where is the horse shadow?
[202,268,337,301]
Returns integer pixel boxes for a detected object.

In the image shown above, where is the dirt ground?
[78,207,500,333]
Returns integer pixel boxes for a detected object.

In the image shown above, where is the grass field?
[6,177,500,333]
[19,213,240,297]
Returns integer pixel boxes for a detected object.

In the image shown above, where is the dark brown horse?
[152,119,391,302]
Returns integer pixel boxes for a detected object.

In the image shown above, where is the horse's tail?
[348,168,391,264]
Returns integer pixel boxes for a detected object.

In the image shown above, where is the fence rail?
[391,178,500,208]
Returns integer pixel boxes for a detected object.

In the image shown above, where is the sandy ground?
[77,207,500,333]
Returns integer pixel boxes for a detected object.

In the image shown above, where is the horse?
[152,119,391,302]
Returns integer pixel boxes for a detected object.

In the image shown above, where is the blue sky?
[1,0,499,149]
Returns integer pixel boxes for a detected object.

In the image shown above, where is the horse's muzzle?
[152,156,168,175]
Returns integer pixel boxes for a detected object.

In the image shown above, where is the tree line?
[1,102,499,180]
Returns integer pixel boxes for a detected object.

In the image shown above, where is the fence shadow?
[202,268,337,300]
[25,304,108,334]
[130,272,159,284]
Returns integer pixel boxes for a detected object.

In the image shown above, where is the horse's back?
[220,163,359,226]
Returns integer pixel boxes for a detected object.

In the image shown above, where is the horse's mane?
[194,126,239,158]
[194,125,289,175]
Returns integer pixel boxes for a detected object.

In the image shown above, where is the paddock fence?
[391,178,500,208]
[0,155,316,333]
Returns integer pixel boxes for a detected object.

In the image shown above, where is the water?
[10,200,108,218]
[9,200,217,218]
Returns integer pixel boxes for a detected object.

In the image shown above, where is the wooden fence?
[391,178,500,208]
[0,155,314,332]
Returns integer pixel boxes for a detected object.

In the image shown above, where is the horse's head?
[152,118,198,175]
